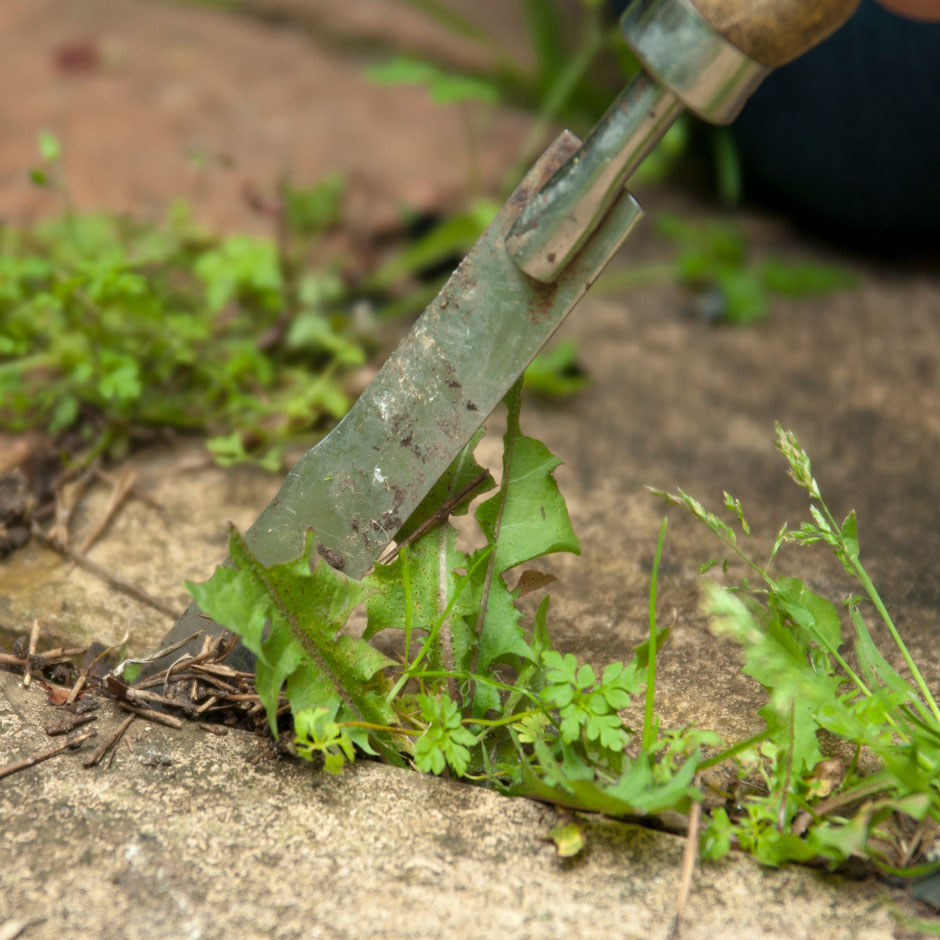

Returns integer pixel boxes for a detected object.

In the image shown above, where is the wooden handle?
[687,0,860,66]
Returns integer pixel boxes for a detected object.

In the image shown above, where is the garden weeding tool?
[142,0,858,675]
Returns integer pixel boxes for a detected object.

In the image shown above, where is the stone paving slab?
[0,672,914,940]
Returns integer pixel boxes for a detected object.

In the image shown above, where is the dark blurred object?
[53,39,102,73]
[609,0,940,245]
[731,0,940,245]
[0,469,31,558]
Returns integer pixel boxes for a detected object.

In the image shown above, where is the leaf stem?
[339,720,420,736]
[469,378,523,679]
[699,728,773,770]
[385,547,493,704]
[643,517,667,750]
[850,556,940,727]
[401,544,413,664]
[463,707,544,729]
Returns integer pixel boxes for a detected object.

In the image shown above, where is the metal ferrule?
[506,0,769,284]
[621,0,769,124]
[505,73,681,284]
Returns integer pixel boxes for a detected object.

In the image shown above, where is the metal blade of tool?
[144,131,642,674]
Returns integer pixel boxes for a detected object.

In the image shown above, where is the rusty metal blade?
[142,131,642,673]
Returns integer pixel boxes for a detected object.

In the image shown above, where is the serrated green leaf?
[475,434,580,572]
[518,745,701,816]
[465,563,534,671]
[475,383,580,577]
[849,603,914,703]
[187,528,394,738]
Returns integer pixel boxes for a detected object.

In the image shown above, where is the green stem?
[463,707,543,729]
[851,557,940,727]
[340,720,420,736]
[503,7,605,186]
[816,495,940,726]
[592,263,675,295]
[401,544,413,664]
[642,517,667,750]
[699,728,773,770]
[385,547,493,704]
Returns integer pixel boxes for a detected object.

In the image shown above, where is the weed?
[1,135,372,470]
[189,379,710,813]
[190,408,939,877]
[652,423,940,869]
[596,214,859,324]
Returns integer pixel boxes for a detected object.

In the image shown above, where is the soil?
[1,2,939,939]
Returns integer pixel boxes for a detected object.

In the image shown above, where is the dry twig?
[0,728,96,781]
[117,703,184,729]
[668,794,703,940]
[78,466,138,554]
[44,713,98,737]
[199,723,229,736]
[50,460,99,548]
[94,466,162,510]
[21,619,41,689]
[84,714,135,768]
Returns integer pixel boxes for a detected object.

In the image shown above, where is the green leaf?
[840,511,859,559]
[365,523,471,678]
[38,130,61,163]
[97,353,142,403]
[701,808,733,860]
[465,563,535,673]
[283,173,345,236]
[705,582,837,773]
[366,200,498,291]
[285,309,365,365]
[758,258,858,297]
[414,694,478,776]
[194,234,282,313]
[772,577,843,652]
[600,661,642,709]
[475,386,580,575]
[547,821,585,858]
[187,528,395,739]
[848,602,918,709]
[716,268,766,325]
[518,744,701,817]
[364,57,499,106]
[294,706,355,774]
[520,0,566,94]
[523,340,589,398]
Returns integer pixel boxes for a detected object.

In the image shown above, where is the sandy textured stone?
[0,675,918,940]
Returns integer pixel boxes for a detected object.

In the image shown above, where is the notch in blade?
[141,131,642,676]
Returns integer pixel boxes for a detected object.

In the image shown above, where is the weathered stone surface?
[0,674,916,940]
